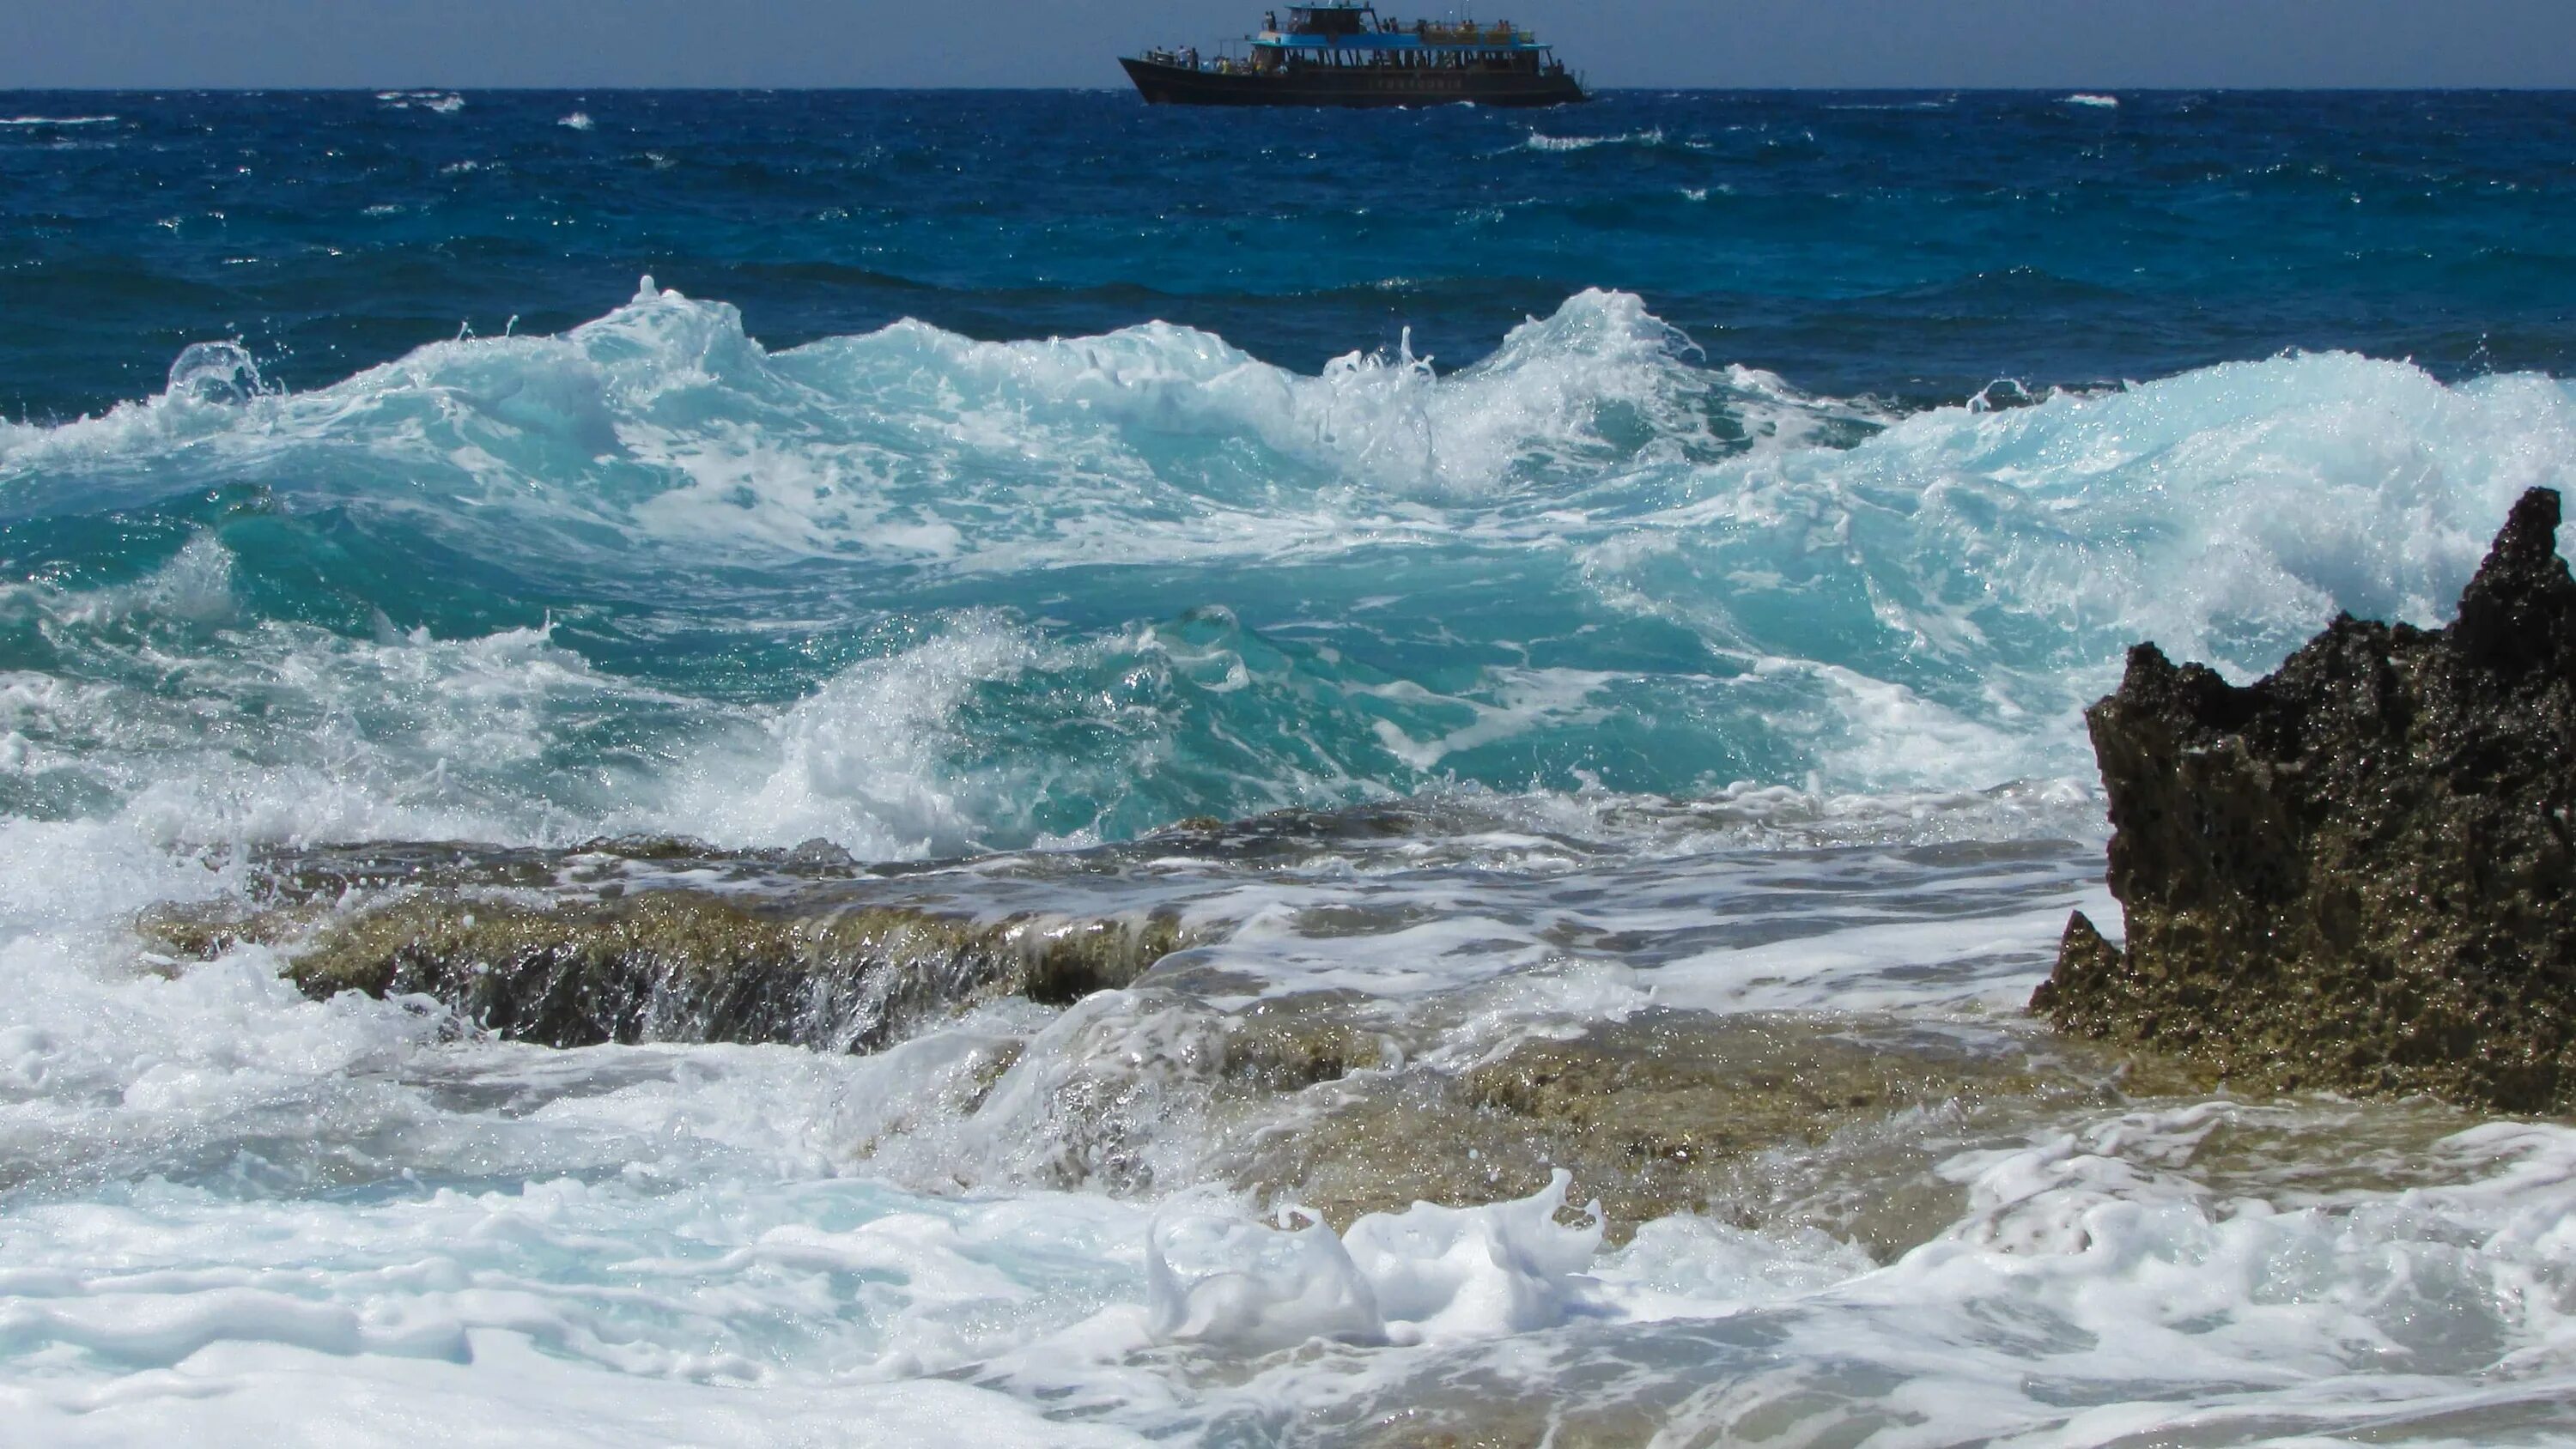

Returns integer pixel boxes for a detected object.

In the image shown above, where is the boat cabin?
[1281,3,1373,36]
[1246,4,1563,76]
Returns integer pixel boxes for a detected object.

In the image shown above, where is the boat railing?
[1413,21,1531,45]
[1257,16,1540,45]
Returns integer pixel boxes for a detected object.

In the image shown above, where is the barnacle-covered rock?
[2035,488,2576,1114]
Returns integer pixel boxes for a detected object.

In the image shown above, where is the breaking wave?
[2,284,2570,857]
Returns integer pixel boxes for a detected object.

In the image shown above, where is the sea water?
[2,90,2574,1446]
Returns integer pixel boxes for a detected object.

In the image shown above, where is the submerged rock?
[1083,993,2195,1250]
[2035,487,2576,1114]
[1248,1011,2074,1248]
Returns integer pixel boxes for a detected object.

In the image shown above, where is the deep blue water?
[6,90,2573,421]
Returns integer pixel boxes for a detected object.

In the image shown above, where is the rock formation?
[2034,487,2576,1114]
[145,859,1188,1053]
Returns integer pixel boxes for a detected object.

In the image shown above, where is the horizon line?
[8,83,2576,94]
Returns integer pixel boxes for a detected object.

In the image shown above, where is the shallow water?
[3,89,2574,1446]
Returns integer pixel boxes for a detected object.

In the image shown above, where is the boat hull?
[1121,57,1586,108]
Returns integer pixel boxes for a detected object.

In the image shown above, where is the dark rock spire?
[2033,487,2576,1115]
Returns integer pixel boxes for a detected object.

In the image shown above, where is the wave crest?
[0,290,2569,852]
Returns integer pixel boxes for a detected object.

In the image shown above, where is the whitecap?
[1522,127,1665,152]
[377,90,464,113]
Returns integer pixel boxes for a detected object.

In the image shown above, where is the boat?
[1122,3,1587,108]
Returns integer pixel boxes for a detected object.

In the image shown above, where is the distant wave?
[376,90,464,113]
[2063,93,2120,109]
[0,115,118,127]
[1522,128,1666,153]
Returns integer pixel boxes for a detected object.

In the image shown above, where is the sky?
[5,0,2576,89]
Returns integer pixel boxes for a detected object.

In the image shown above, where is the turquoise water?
[3,90,2576,1446]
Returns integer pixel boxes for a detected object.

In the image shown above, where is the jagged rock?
[2035,487,2576,1114]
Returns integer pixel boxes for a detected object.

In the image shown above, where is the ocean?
[2,88,2573,1445]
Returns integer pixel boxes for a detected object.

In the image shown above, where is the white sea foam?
[1575,349,2576,785]
[0,1166,1160,1447]
[0,542,686,851]
[0,744,2565,1443]
[557,112,594,131]
[2064,92,2121,108]
[8,1362,1152,1449]
[1148,1171,1606,1351]
[659,618,1045,858]
[7,1033,2564,1446]
[1522,127,1667,152]
[0,282,1762,552]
